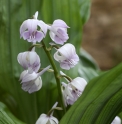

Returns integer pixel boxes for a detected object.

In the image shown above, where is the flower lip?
[54,43,79,70]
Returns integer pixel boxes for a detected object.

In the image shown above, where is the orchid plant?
[16,11,122,124]
[1,0,122,123]
[17,11,88,124]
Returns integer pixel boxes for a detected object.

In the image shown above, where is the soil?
[82,0,122,70]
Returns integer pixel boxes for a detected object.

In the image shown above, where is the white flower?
[54,43,79,70]
[36,102,59,124]
[61,75,87,106]
[20,65,50,93]
[17,51,40,73]
[48,19,69,45]
[111,116,121,124]
[20,11,47,43]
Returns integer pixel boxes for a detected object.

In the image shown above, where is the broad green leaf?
[60,63,122,124]
[0,102,25,124]
[79,48,99,70]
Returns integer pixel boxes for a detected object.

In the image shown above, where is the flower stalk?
[41,41,66,113]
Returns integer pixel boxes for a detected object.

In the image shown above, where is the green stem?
[59,75,72,82]
[41,41,66,113]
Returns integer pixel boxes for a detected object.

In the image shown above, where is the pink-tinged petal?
[35,31,44,42]
[53,19,70,28]
[49,31,55,41]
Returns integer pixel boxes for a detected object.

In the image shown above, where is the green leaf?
[78,0,91,24]
[60,63,122,124]
[0,102,25,124]
[79,48,99,70]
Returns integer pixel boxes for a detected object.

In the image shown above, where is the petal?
[54,51,66,62]
[54,35,65,45]
[111,116,121,124]
[52,19,69,28]
[22,31,30,40]
[38,65,51,76]
[36,114,49,124]
[20,20,29,35]
[60,62,70,70]
[19,70,28,81]
[28,76,42,93]
[49,118,58,124]
[58,43,76,59]
[71,77,87,92]
[35,31,44,42]
[65,84,74,99]
[38,20,48,36]
[27,19,38,33]
[50,116,59,124]
[49,31,55,41]
[34,11,38,19]
[21,72,38,83]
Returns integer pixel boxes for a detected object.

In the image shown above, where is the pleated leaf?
[60,63,122,124]
[0,102,25,124]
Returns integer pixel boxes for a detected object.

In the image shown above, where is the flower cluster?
[17,50,50,93]
[18,11,88,124]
